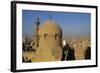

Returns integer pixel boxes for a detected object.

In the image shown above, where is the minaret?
[34,17,40,47]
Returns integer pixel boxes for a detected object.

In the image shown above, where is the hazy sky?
[22,10,91,38]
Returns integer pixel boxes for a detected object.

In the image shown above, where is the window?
[55,34,57,40]
[44,34,48,40]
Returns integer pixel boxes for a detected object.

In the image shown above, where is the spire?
[50,16,52,21]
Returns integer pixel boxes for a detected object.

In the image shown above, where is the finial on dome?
[50,16,52,21]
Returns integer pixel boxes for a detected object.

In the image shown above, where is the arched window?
[55,34,57,40]
[44,34,48,40]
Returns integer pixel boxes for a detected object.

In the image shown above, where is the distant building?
[62,40,66,47]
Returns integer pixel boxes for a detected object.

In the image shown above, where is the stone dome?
[39,20,62,35]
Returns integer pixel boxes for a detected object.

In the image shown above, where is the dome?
[39,20,62,35]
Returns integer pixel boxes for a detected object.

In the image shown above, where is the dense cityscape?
[22,36,91,62]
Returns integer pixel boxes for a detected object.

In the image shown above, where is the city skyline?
[22,10,91,39]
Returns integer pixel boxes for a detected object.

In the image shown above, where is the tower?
[34,17,40,48]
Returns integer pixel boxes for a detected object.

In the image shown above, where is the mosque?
[34,17,63,61]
